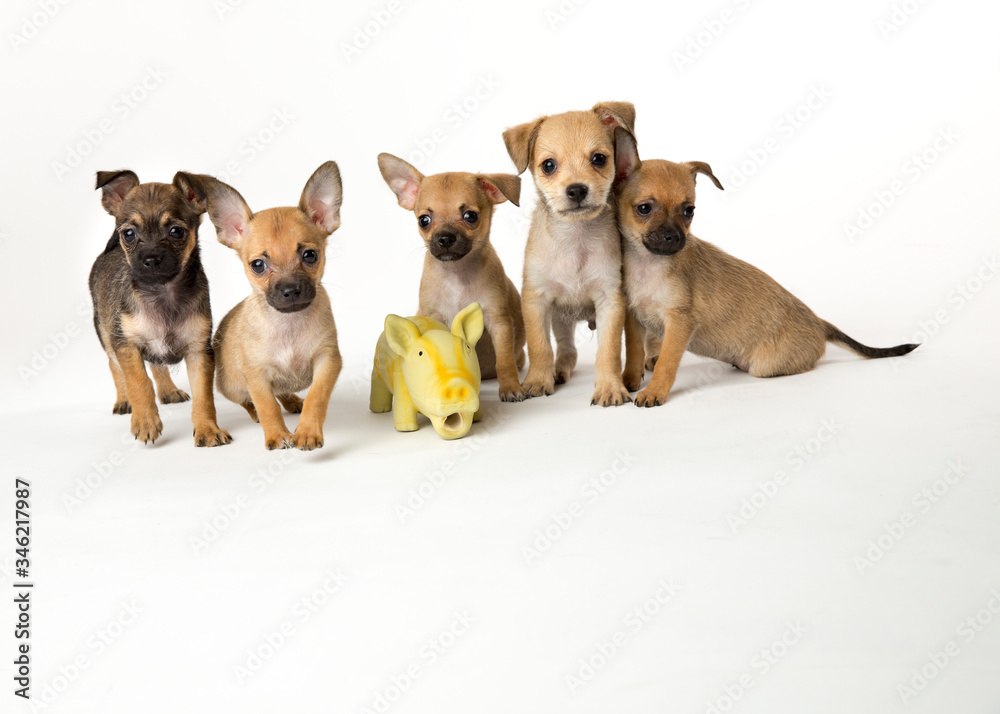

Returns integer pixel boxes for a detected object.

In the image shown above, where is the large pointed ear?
[593,101,636,136]
[687,161,724,191]
[299,161,343,234]
[502,118,544,175]
[96,170,140,216]
[613,127,641,184]
[451,302,484,347]
[193,176,253,250]
[384,315,423,357]
[477,173,520,207]
[377,153,423,211]
[172,172,209,214]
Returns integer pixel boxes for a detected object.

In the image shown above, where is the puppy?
[377,153,527,401]
[613,129,919,407]
[186,163,343,450]
[89,170,231,447]
[503,101,636,406]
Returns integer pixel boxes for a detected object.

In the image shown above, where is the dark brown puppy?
[89,171,231,445]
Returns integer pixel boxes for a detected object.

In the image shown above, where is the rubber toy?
[370,302,484,440]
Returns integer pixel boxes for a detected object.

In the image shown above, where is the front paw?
[591,382,631,407]
[159,388,190,404]
[292,422,324,451]
[499,381,527,403]
[644,355,659,372]
[194,422,232,447]
[622,368,644,393]
[112,400,132,415]
[131,410,163,444]
[264,429,294,450]
[635,387,669,408]
[522,373,555,398]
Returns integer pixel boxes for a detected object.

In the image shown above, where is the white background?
[2,0,999,712]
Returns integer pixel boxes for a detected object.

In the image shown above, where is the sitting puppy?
[377,153,527,401]
[613,129,918,407]
[89,170,230,446]
[186,163,343,449]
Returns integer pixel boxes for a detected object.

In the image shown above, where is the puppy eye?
[121,228,137,242]
[250,259,267,274]
[463,210,479,224]
[541,159,557,175]
[683,205,695,219]
[302,249,318,264]
[168,226,185,240]
[636,203,653,216]
[591,153,607,167]
[418,215,432,229]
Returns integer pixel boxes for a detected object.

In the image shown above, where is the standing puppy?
[187,163,343,450]
[613,129,919,407]
[377,153,527,401]
[503,101,635,406]
[89,170,230,447]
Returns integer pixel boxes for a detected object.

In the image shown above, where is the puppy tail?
[823,321,919,359]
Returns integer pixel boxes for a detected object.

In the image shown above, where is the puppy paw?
[194,423,232,448]
[622,368,644,393]
[554,367,573,385]
[292,423,324,451]
[499,383,527,402]
[522,375,555,398]
[635,388,669,408]
[131,411,163,444]
[278,394,304,413]
[591,382,632,407]
[644,356,659,372]
[159,388,190,404]
[112,400,132,415]
[264,430,294,450]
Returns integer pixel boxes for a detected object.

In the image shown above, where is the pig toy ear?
[384,315,423,357]
[451,302,484,347]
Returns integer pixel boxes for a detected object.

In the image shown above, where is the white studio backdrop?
[1,1,999,713]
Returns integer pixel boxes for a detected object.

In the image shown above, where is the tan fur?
[377,154,527,401]
[502,101,635,406]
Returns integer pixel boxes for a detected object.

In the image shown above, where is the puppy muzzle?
[429,231,471,261]
[267,279,317,313]
[131,249,181,284]
[642,226,686,256]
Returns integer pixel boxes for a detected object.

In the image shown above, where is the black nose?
[278,281,302,301]
[142,254,162,269]
[436,232,457,249]
[566,184,588,203]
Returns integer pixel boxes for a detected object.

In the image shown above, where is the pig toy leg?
[369,366,393,413]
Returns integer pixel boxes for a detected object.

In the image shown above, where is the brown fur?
[502,101,636,406]
[88,170,230,446]
[613,129,918,407]
[186,163,344,450]
[377,153,527,401]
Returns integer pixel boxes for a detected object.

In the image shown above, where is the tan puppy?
[503,101,635,406]
[613,129,919,407]
[377,153,527,401]
[185,163,344,449]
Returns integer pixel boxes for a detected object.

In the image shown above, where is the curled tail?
[824,321,918,359]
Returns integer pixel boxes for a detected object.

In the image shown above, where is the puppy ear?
[96,170,140,216]
[384,314,423,357]
[451,302,484,348]
[502,118,544,175]
[377,153,423,210]
[299,161,343,234]
[613,128,641,184]
[197,177,253,250]
[477,174,521,207]
[593,101,636,136]
[172,172,209,214]
[687,161,724,191]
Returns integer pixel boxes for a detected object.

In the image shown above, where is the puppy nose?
[566,183,588,203]
[279,282,302,300]
[142,254,161,268]
[436,233,457,248]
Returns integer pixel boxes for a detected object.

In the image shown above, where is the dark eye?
[168,226,185,240]
[121,228,136,242]
[636,203,652,216]
[302,249,318,264]
[541,159,557,175]
[418,350,424,356]
[250,259,267,274]
[463,210,479,224]
[418,215,432,229]
[683,205,695,219]
[591,153,607,167]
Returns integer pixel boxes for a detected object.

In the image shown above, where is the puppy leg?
[491,318,527,402]
[241,401,259,422]
[293,349,343,451]
[151,364,190,404]
[277,394,304,413]
[512,290,527,371]
[622,310,645,392]
[182,348,231,447]
[245,375,292,450]
[475,329,498,381]
[114,345,162,443]
[108,357,131,414]
[591,292,631,407]
[635,309,693,407]
[552,314,577,385]
[520,289,556,397]
[644,331,662,372]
